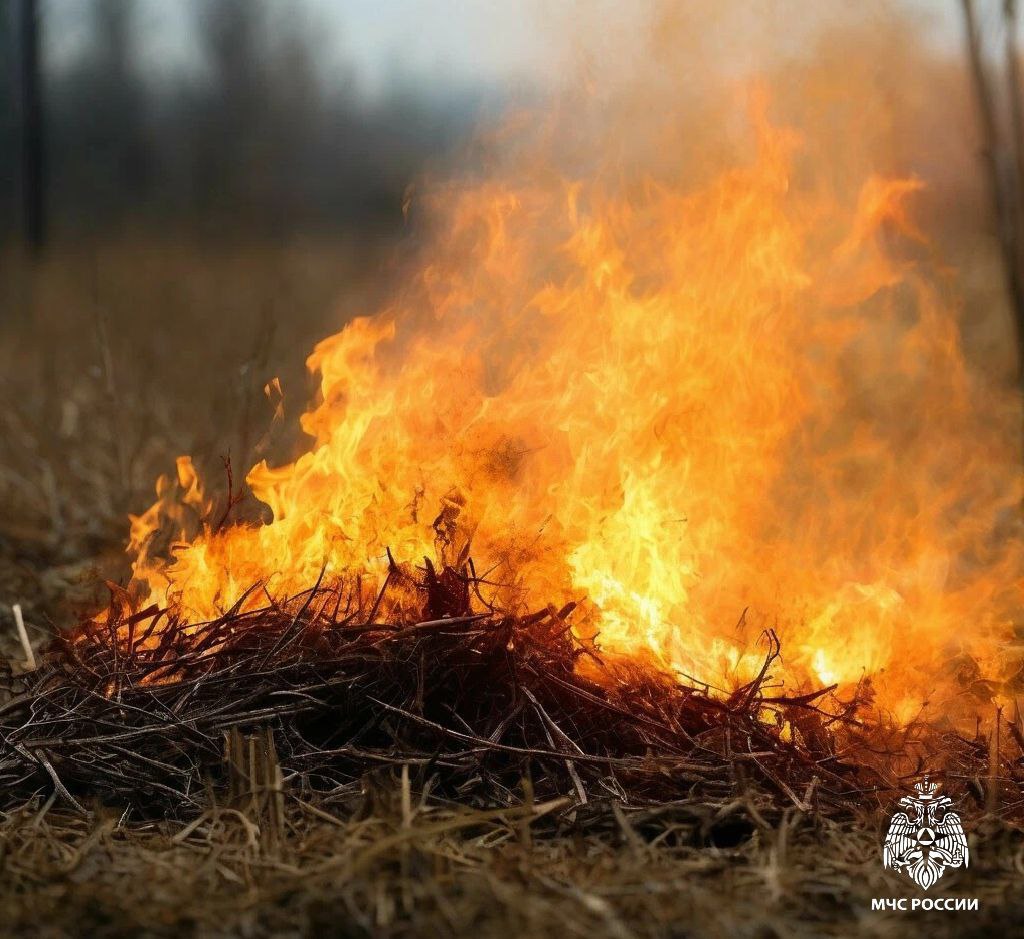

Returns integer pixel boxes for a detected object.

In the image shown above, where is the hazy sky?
[45,0,968,98]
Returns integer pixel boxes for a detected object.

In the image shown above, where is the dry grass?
[1,786,1021,939]
[1,242,1023,938]
[0,238,391,631]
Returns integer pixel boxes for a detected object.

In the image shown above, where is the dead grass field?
[0,786,1021,939]
[1,242,1022,939]
[0,239,390,631]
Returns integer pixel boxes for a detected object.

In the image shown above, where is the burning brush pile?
[2,76,1024,821]
[0,564,858,814]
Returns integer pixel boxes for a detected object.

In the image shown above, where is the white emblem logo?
[883,777,969,890]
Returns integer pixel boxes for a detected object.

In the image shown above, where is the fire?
[120,87,1022,717]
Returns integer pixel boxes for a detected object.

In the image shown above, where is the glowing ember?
[119,89,1022,719]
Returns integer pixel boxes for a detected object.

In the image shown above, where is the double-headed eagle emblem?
[883,777,969,890]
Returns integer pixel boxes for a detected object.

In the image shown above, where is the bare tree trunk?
[18,0,45,254]
[1005,1,1024,192]
[962,0,1024,386]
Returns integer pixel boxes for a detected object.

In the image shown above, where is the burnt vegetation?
[0,552,1015,828]
[0,563,845,815]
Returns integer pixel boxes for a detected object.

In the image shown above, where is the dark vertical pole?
[19,0,45,253]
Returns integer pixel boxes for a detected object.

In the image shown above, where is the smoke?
[123,0,1023,723]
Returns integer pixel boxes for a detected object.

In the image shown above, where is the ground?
[0,244,1020,938]
[1,794,1020,938]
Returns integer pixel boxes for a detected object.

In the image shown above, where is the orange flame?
[122,92,1022,719]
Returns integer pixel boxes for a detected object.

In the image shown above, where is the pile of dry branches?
[0,557,891,818]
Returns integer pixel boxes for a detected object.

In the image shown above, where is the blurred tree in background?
[49,0,149,236]
[3,0,485,247]
[0,7,17,244]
